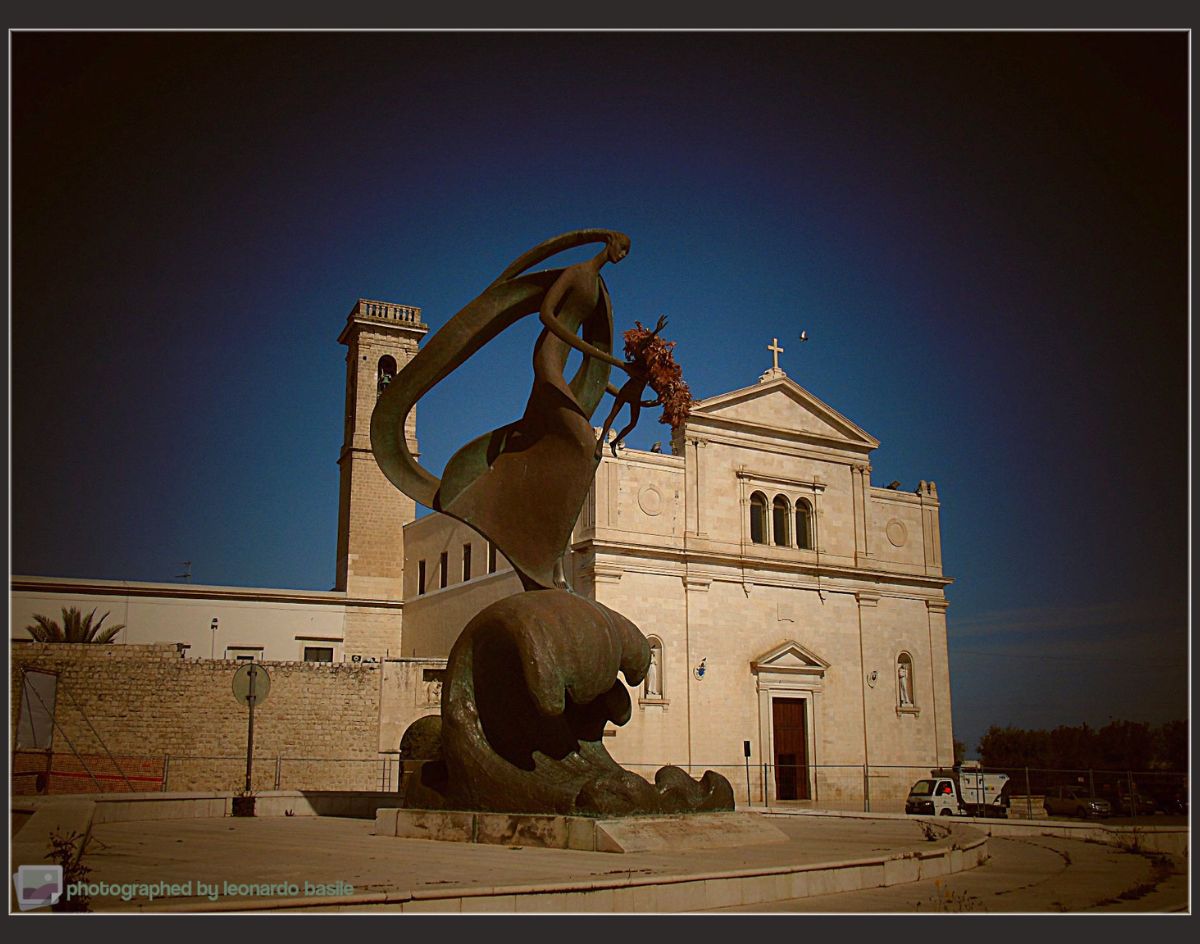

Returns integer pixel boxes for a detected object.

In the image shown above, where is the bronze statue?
[372,230,732,816]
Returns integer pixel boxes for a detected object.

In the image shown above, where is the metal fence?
[11,750,1188,819]
[610,761,1187,816]
[12,750,404,796]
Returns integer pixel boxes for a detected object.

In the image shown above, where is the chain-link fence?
[12,750,1188,820]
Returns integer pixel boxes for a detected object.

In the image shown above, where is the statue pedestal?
[373,808,787,854]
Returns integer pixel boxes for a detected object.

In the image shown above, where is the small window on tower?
[439,551,448,589]
[377,355,398,395]
[417,560,426,595]
[488,542,498,573]
[462,543,472,582]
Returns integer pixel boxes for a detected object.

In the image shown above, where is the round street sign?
[232,662,271,706]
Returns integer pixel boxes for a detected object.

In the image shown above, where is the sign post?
[232,662,271,815]
[743,740,752,807]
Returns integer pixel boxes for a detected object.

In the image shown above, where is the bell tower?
[335,298,428,600]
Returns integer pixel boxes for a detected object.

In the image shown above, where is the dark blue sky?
[11,32,1188,752]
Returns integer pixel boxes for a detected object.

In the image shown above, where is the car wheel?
[939,809,953,816]
[1076,806,1087,818]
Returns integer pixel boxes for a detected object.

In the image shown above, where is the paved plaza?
[50,811,1186,914]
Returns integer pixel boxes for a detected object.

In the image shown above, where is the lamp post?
[210,618,219,660]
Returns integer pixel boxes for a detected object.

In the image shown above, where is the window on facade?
[226,647,260,662]
[749,491,768,544]
[897,652,915,708]
[487,542,497,574]
[462,543,472,582]
[417,559,426,595]
[796,499,813,550]
[304,646,334,663]
[377,355,398,395]
[439,551,448,589]
[772,495,791,546]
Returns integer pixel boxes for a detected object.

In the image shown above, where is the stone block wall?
[11,643,384,794]
[342,604,404,660]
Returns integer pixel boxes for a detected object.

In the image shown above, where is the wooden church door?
[772,697,810,800]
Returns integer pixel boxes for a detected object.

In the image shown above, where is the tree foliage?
[25,606,125,644]
[976,719,1186,771]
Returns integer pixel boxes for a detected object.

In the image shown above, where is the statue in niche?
[898,660,913,707]
[644,646,660,698]
[370,230,730,816]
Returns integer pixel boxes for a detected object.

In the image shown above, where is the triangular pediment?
[690,377,878,450]
[751,639,830,676]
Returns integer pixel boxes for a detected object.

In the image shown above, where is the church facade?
[12,299,955,809]
[399,349,954,809]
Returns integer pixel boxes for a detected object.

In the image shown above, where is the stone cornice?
[11,575,403,610]
[599,449,685,472]
[736,468,827,492]
[684,420,873,460]
[870,488,928,507]
[574,538,954,591]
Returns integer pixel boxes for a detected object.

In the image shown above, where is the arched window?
[795,499,813,550]
[644,636,664,700]
[377,355,398,395]
[749,492,768,544]
[772,495,791,546]
[897,652,915,708]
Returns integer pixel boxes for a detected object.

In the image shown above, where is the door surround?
[752,639,828,804]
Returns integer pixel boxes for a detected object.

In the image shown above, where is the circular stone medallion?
[885,518,907,547]
[638,486,663,517]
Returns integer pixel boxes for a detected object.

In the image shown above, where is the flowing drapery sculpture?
[372,230,732,815]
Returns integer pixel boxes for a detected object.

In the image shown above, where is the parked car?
[1043,785,1112,819]
[1111,791,1159,816]
[1150,787,1188,816]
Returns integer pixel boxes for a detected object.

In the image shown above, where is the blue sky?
[11,32,1188,752]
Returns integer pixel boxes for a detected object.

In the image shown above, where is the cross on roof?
[767,337,784,371]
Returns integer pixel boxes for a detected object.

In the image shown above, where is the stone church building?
[387,308,954,808]
[13,298,954,808]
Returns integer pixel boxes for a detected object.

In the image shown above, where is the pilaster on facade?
[851,462,872,564]
[682,436,709,539]
[917,480,943,577]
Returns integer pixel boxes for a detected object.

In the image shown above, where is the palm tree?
[25,606,125,644]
